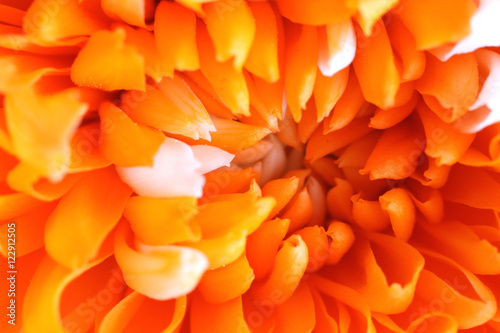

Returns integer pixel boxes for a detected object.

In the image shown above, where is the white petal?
[190,145,234,174]
[459,50,500,133]
[116,138,205,198]
[441,0,500,61]
[318,19,356,77]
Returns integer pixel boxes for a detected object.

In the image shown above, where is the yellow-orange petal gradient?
[2,1,500,332]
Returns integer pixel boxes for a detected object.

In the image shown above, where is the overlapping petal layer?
[1,1,500,333]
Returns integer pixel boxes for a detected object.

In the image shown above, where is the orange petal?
[98,292,187,333]
[45,167,132,268]
[22,256,91,333]
[124,196,199,246]
[0,187,43,217]
[203,0,255,70]
[416,53,479,122]
[351,194,391,232]
[191,294,250,333]
[177,118,271,154]
[417,101,476,165]
[282,187,314,232]
[404,248,496,329]
[197,22,249,116]
[394,0,476,50]
[7,163,83,201]
[369,91,418,130]
[182,229,248,270]
[252,234,308,304]
[295,226,329,272]
[202,168,256,200]
[355,0,398,35]
[0,249,44,333]
[361,116,425,180]
[306,117,372,163]
[325,221,355,265]
[120,77,215,141]
[379,188,416,241]
[310,275,376,332]
[198,253,254,304]
[0,203,55,257]
[24,0,108,45]
[284,22,318,122]
[154,1,199,72]
[326,178,354,222]
[276,0,356,26]
[325,69,365,132]
[71,28,146,91]
[262,176,300,218]
[246,218,290,280]
[5,85,87,180]
[194,192,275,238]
[314,66,350,122]
[414,221,500,275]
[309,157,343,188]
[117,24,170,82]
[245,2,280,82]
[353,20,400,109]
[115,224,208,300]
[101,0,154,28]
[317,19,355,77]
[325,232,425,314]
[0,53,72,93]
[386,16,426,82]
[273,282,316,333]
[98,102,164,167]
[67,122,111,173]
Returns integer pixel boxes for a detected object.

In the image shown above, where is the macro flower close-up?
[1,0,500,332]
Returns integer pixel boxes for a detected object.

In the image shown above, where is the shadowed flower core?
[1,0,500,332]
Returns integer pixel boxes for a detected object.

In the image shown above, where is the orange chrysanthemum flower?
[1,0,500,332]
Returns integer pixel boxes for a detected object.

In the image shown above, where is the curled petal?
[114,225,208,300]
[379,188,416,242]
[252,235,308,304]
[246,218,291,279]
[45,167,132,268]
[198,253,255,304]
[98,292,187,333]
